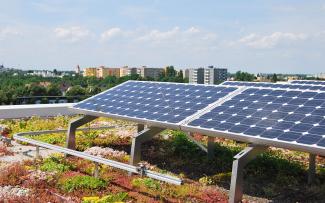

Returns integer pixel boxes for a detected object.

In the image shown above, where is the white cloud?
[138,27,180,42]
[54,26,90,42]
[137,26,217,43]
[185,27,200,34]
[0,27,20,40]
[100,28,122,41]
[238,32,307,48]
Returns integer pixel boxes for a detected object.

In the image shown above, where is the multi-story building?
[83,68,97,77]
[184,69,190,79]
[314,73,325,79]
[83,66,120,78]
[96,66,120,78]
[188,66,227,84]
[139,66,164,79]
[119,66,140,77]
[27,70,56,77]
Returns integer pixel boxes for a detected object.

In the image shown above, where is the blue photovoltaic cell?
[187,87,325,147]
[73,81,237,124]
[222,81,325,91]
[291,80,325,86]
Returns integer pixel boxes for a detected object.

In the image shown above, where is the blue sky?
[0,0,325,73]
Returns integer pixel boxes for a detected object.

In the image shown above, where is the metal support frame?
[13,128,182,185]
[129,126,164,166]
[94,162,99,178]
[35,146,40,159]
[186,132,207,153]
[229,145,267,203]
[308,154,316,185]
[207,136,216,159]
[185,133,215,159]
[66,115,97,150]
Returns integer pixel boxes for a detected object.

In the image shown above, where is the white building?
[314,73,325,79]
[188,66,227,84]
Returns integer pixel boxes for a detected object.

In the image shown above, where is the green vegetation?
[170,131,202,158]
[132,177,161,191]
[40,156,74,173]
[82,192,128,203]
[234,71,256,81]
[271,73,278,83]
[58,175,107,192]
[1,117,325,202]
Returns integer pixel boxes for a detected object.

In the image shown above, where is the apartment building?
[83,66,164,79]
[188,66,227,84]
[83,68,97,77]
[96,66,120,78]
[139,66,164,79]
[119,66,140,77]
[83,66,120,78]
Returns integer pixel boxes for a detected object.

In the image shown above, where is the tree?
[165,66,177,77]
[177,70,184,79]
[29,85,47,96]
[0,90,8,104]
[47,85,62,96]
[66,85,86,96]
[53,69,58,75]
[234,71,255,81]
[87,86,101,95]
[271,73,278,83]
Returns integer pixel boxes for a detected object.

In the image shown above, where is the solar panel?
[184,87,325,155]
[290,80,325,86]
[72,81,237,127]
[222,81,325,91]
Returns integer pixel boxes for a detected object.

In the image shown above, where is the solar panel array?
[72,80,325,155]
[222,81,325,91]
[187,88,325,148]
[73,81,237,124]
[290,80,325,86]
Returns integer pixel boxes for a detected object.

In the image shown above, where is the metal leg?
[229,145,267,203]
[129,127,164,166]
[35,146,40,159]
[137,124,145,132]
[66,115,97,150]
[308,154,316,185]
[186,132,207,153]
[94,162,99,178]
[185,133,215,159]
[207,136,216,159]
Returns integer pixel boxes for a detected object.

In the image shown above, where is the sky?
[0,0,325,74]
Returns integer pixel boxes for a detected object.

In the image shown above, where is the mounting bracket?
[66,115,97,150]
[129,124,164,166]
[229,144,268,203]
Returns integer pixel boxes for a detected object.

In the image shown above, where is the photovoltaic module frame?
[72,81,238,129]
[71,80,325,156]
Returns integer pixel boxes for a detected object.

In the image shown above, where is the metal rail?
[0,103,76,119]
[13,128,182,185]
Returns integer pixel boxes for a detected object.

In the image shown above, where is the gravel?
[0,141,56,163]
[0,185,30,198]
